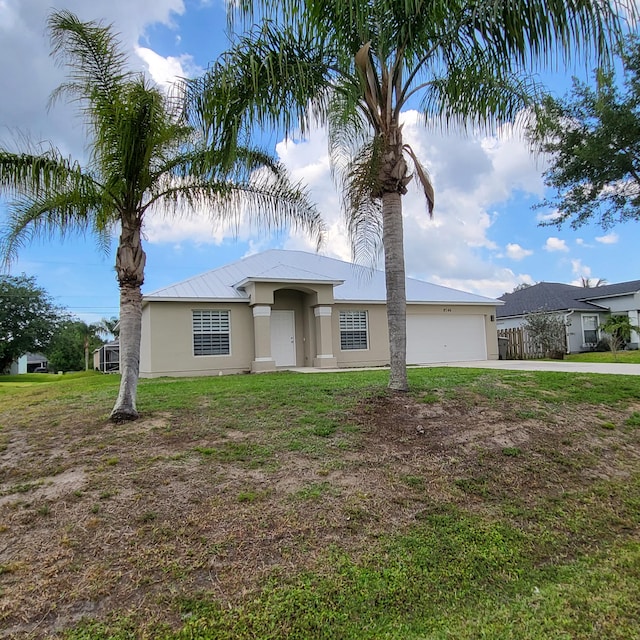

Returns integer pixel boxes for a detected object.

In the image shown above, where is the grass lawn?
[565,350,640,364]
[1,368,640,639]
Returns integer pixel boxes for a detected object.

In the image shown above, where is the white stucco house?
[497,280,640,353]
[140,250,501,377]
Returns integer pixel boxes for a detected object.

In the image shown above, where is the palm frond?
[147,164,325,251]
[340,137,385,267]
[403,145,434,216]
[189,20,334,149]
[48,9,132,111]
[419,49,543,132]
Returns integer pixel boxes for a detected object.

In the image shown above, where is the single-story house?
[497,280,640,353]
[9,353,49,374]
[140,250,500,378]
[93,340,120,373]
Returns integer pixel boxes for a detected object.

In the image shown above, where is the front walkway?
[290,360,640,376]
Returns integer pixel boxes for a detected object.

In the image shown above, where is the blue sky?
[1,0,638,325]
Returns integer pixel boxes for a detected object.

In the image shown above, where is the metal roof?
[144,250,498,305]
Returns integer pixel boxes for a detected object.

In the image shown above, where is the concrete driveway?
[293,360,640,375]
[422,359,640,376]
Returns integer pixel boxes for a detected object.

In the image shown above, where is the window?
[339,310,368,350]
[193,310,230,356]
[582,315,599,345]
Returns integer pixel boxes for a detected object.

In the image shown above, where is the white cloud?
[135,47,201,87]
[544,237,569,252]
[536,209,562,224]
[571,258,591,278]
[0,0,185,160]
[272,113,546,297]
[505,243,533,261]
[595,232,619,245]
[0,4,549,299]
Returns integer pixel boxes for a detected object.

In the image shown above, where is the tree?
[47,319,104,372]
[530,36,640,229]
[195,0,625,391]
[523,311,567,359]
[0,274,64,373]
[0,11,323,421]
[580,276,608,287]
[96,316,119,339]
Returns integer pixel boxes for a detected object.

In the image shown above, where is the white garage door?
[406,314,487,364]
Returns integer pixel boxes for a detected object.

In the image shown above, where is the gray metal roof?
[498,282,606,318]
[144,250,498,305]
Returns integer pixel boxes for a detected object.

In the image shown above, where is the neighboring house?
[140,250,500,378]
[9,353,49,374]
[93,340,120,373]
[497,281,640,353]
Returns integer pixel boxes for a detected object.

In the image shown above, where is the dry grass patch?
[0,370,639,638]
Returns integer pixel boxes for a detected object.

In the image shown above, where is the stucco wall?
[140,299,499,377]
[333,303,390,367]
[140,301,254,378]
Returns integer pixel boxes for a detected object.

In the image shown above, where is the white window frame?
[581,314,600,346]
[339,310,369,351]
[192,310,231,356]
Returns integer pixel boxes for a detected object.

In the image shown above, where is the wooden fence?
[497,327,548,360]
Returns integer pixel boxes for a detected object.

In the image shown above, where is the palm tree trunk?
[382,190,409,392]
[110,214,146,422]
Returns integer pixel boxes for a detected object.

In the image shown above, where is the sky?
[1,0,638,325]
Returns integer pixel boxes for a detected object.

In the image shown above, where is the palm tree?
[0,10,323,421]
[194,0,626,391]
[78,321,103,371]
[96,316,120,339]
[580,277,608,288]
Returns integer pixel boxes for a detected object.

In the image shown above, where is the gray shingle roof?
[576,280,640,301]
[497,282,606,318]
[145,250,498,305]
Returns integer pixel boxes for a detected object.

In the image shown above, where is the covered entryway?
[407,314,487,364]
[271,310,296,366]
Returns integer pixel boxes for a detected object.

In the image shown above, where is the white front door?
[271,310,296,366]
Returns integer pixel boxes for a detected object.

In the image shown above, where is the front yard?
[1,368,639,638]
[566,350,640,364]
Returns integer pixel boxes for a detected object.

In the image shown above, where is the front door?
[271,310,296,366]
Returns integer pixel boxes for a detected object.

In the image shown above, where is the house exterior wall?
[140,299,498,377]
[587,293,640,348]
[332,303,389,367]
[140,301,255,377]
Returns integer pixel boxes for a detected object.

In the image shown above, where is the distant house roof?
[25,353,48,364]
[145,249,498,306]
[576,280,640,301]
[497,282,605,318]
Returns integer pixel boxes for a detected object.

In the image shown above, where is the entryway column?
[313,306,337,368]
[251,305,276,373]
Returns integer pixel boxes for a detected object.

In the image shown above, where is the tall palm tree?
[194,0,627,391]
[0,10,323,421]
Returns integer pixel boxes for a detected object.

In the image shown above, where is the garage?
[406,313,487,364]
